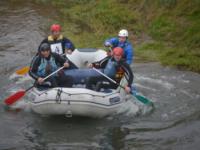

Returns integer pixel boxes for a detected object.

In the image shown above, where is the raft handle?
[65,110,72,118]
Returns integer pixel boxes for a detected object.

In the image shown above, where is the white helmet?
[118,29,128,37]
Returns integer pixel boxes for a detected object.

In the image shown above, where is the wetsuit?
[86,58,133,90]
[29,53,74,88]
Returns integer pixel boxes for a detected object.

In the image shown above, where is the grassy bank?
[36,0,200,72]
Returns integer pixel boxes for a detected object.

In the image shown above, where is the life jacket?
[37,56,58,77]
[103,59,117,77]
[48,35,64,55]
[115,66,125,83]
[118,41,128,60]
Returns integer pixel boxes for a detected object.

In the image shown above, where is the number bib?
[50,43,63,55]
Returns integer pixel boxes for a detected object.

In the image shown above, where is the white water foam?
[9,98,32,112]
[136,76,175,90]
[117,100,140,116]
[134,83,157,92]
[9,73,32,84]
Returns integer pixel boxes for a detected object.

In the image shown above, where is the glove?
[104,41,112,47]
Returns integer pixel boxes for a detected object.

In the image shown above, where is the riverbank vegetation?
[36,0,200,72]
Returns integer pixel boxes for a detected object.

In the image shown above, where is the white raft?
[29,48,130,118]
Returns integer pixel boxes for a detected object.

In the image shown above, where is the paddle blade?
[135,94,153,105]
[4,90,26,106]
[15,66,30,75]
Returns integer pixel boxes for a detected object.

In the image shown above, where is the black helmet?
[39,43,50,52]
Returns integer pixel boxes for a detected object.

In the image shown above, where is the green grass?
[136,42,200,72]
[35,0,200,73]
[135,42,164,61]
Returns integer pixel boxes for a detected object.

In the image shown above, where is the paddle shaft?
[27,66,64,91]
[26,66,65,91]
[92,67,153,105]
[43,66,64,80]
[92,67,122,88]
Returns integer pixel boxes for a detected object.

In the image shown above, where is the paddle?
[15,54,67,75]
[4,66,65,106]
[92,67,153,105]
[15,66,30,75]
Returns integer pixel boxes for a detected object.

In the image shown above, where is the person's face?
[113,53,122,62]
[118,36,126,43]
[107,50,113,56]
[41,50,50,58]
[52,31,60,39]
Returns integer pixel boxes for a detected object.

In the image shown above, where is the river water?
[0,1,200,150]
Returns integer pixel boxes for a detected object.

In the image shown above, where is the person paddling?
[86,47,133,93]
[29,43,74,88]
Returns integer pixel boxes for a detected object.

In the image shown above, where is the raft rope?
[56,88,62,103]
[61,90,119,98]
[32,87,121,99]
[33,88,53,96]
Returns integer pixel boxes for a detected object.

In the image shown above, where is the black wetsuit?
[29,53,74,88]
[86,58,134,90]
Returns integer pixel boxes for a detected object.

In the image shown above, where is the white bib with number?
[50,43,63,55]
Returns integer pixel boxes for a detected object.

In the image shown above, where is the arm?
[52,53,66,66]
[124,43,133,65]
[52,52,78,69]
[104,37,119,47]
[121,62,134,87]
[29,56,41,80]
[91,56,110,69]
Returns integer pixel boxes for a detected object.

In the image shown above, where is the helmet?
[50,24,61,32]
[113,47,123,56]
[39,43,50,52]
[118,29,128,37]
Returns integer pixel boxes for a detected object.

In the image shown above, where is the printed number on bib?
[51,43,63,55]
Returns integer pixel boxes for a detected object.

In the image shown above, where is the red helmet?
[50,24,61,32]
[113,47,123,56]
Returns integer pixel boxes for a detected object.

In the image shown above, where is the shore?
[36,0,200,73]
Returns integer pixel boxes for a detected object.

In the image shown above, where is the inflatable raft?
[29,48,130,118]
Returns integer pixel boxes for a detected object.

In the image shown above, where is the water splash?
[117,100,140,116]
[8,99,31,111]
[136,76,175,90]
[9,73,32,84]
[117,95,154,117]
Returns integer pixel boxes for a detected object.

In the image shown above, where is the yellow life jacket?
[47,35,63,41]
